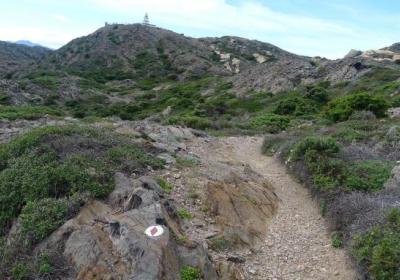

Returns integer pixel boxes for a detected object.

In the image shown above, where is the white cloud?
[52,14,70,23]
[0,26,85,49]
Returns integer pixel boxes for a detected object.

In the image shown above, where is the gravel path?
[205,136,357,280]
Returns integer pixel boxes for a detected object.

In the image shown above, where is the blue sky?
[1,0,400,58]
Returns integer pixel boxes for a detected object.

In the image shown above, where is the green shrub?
[291,137,339,160]
[391,96,400,107]
[262,134,289,156]
[345,161,393,192]
[209,237,231,251]
[304,86,329,104]
[11,263,29,280]
[353,208,400,280]
[0,125,163,235]
[0,93,10,105]
[180,266,201,280]
[20,198,68,243]
[168,115,212,130]
[326,93,389,122]
[176,156,199,168]
[273,96,318,116]
[0,105,61,120]
[250,114,290,133]
[313,174,339,192]
[37,253,54,276]
[177,209,192,220]
[331,126,367,143]
[331,232,343,248]
[156,178,173,193]
[31,75,60,90]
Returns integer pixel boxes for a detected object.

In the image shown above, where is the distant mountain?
[14,40,47,48]
[0,41,52,77]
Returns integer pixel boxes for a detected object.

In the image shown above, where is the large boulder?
[38,173,217,279]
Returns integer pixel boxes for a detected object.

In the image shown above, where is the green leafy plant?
[353,208,400,280]
[156,178,174,193]
[249,114,290,133]
[20,198,68,243]
[177,209,192,220]
[326,93,389,122]
[168,115,212,130]
[0,125,163,235]
[331,232,343,248]
[291,136,339,160]
[11,263,29,280]
[345,161,393,192]
[180,266,201,280]
[37,253,54,276]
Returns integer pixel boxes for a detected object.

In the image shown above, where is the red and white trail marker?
[144,225,164,237]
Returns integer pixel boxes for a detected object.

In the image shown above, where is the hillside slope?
[0,41,51,77]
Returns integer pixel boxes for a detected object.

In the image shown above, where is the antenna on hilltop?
[143,13,150,26]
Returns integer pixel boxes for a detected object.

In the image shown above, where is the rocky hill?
[39,24,230,83]
[12,23,399,97]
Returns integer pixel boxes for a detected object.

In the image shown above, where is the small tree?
[143,13,150,26]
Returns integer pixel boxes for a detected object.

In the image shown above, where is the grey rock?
[64,227,101,269]
[345,49,362,58]
[388,107,400,119]
[157,153,176,164]
[138,176,165,196]
[385,165,400,189]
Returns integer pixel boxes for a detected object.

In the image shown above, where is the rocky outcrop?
[344,49,362,59]
[38,173,217,280]
[207,172,277,247]
[388,107,400,119]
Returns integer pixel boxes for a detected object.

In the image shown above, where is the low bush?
[11,263,29,280]
[262,134,291,156]
[31,75,60,90]
[37,253,54,276]
[0,125,163,235]
[304,86,329,104]
[273,96,318,116]
[180,266,201,280]
[177,209,192,220]
[20,198,68,243]
[331,232,343,248]
[353,208,400,280]
[249,114,290,133]
[345,161,393,192]
[156,178,173,193]
[176,156,199,168]
[325,93,389,122]
[209,236,231,251]
[291,136,339,160]
[0,105,61,120]
[168,115,212,130]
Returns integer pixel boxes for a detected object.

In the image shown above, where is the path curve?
[198,136,357,280]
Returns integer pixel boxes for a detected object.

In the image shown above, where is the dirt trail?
[193,136,357,280]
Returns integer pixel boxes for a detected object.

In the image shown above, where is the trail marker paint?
[145,225,164,237]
